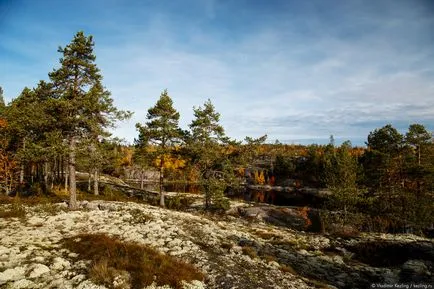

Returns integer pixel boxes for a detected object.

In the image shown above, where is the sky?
[1,0,433,146]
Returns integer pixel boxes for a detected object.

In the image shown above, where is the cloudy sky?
[1,0,433,145]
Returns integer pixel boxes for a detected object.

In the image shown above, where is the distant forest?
[1,32,433,235]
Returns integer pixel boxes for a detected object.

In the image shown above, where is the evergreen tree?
[135,90,181,207]
[49,31,130,209]
[187,99,234,209]
[405,124,432,165]
[0,86,5,111]
[324,141,364,224]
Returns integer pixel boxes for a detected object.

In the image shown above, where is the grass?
[62,233,204,289]
[280,264,297,275]
[241,246,258,259]
[261,254,277,263]
[33,203,68,216]
[0,203,26,219]
[0,194,63,205]
[220,242,233,251]
[253,230,280,240]
[128,208,153,224]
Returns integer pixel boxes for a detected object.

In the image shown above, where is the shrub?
[62,233,204,289]
[166,195,195,211]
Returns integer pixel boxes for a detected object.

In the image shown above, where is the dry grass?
[0,203,26,219]
[220,242,233,252]
[261,254,277,263]
[0,195,63,205]
[33,203,68,216]
[253,230,281,240]
[329,224,360,238]
[62,233,204,289]
[280,264,297,275]
[241,246,258,259]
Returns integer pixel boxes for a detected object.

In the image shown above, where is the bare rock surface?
[0,200,432,288]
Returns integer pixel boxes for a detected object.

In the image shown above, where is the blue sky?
[1,0,433,145]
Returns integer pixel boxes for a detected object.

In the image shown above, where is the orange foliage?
[0,118,7,128]
[297,207,312,228]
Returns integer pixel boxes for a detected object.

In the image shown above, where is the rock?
[28,263,50,278]
[268,261,280,268]
[50,257,70,271]
[31,256,45,263]
[70,274,86,284]
[0,266,26,284]
[112,270,130,288]
[182,280,206,289]
[77,280,107,289]
[400,259,430,282]
[11,279,35,289]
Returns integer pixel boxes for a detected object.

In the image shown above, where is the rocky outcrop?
[0,201,312,289]
[228,205,323,232]
[0,201,432,289]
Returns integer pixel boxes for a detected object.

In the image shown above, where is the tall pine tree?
[49,31,130,209]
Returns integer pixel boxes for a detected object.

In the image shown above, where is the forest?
[1,32,433,237]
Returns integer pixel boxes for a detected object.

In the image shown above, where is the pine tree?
[49,31,130,209]
[325,141,363,225]
[405,124,432,166]
[187,99,235,209]
[0,86,5,111]
[135,90,181,207]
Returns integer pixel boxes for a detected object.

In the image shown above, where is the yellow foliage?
[154,154,186,170]
[119,147,133,167]
[51,185,69,196]
[257,171,265,185]
[254,170,265,185]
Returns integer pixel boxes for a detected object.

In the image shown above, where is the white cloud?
[1,0,433,145]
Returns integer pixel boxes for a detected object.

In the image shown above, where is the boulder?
[400,259,432,282]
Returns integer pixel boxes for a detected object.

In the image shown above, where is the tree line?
[0,31,130,209]
[1,31,433,234]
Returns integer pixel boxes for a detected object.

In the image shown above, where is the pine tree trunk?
[94,168,99,196]
[159,161,165,207]
[69,137,77,209]
[44,162,49,188]
[5,174,9,195]
[204,180,210,209]
[140,169,144,190]
[60,156,64,183]
[19,140,25,187]
[64,165,68,191]
[19,165,24,185]
[88,171,92,191]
